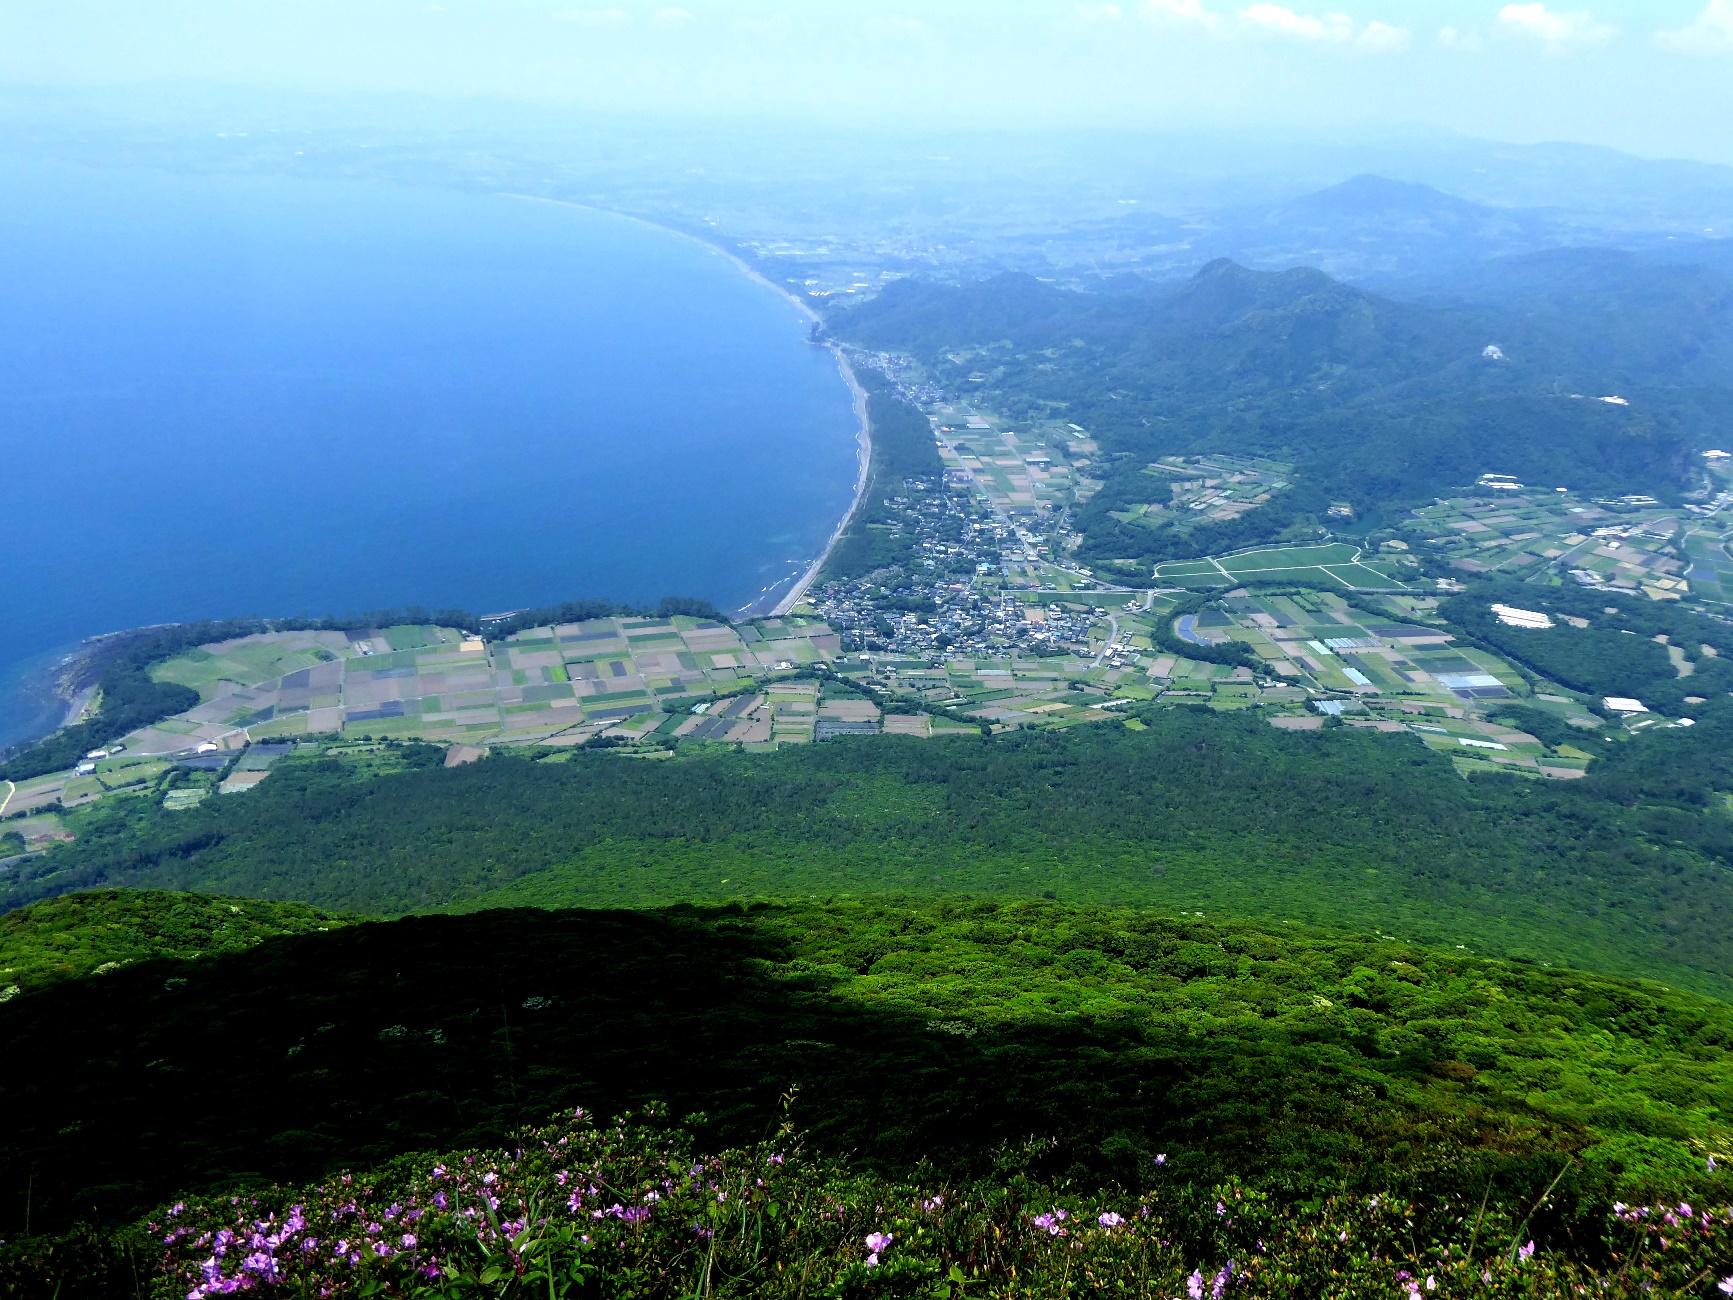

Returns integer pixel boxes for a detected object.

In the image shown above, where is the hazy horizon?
[4,1,1733,167]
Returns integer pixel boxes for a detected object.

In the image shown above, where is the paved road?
[1092,613,1122,666]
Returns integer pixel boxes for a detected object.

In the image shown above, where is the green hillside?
[0,888,349,993]
[1,894,1727,1242]
[12,1100,1729,1300]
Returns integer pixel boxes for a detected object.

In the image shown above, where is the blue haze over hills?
[0,162,859,749]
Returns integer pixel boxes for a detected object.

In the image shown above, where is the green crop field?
[1217,542,1361,572]
[1154,543,1407,590]
[1685,529,1733,602]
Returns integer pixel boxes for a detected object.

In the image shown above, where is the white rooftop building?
[1491,604,1554,629]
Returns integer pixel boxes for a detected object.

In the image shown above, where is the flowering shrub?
[3,1105,1728,1299]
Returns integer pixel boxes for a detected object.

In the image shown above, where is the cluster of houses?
[807,475,1101,660]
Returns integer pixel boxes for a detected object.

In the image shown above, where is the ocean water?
[0,162,858,750]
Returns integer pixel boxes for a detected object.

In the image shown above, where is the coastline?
[0,639,105,758]
[770,347,870,615]
[500,194,873,619]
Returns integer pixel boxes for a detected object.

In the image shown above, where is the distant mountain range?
[1192,174,1560,282]
[1095,171,1733,287]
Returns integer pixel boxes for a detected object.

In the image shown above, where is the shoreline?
[770,347,870,616]
[500,194,873,619]
[0,638,108,759]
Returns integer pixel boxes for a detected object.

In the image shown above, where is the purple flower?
[1518,1240,1535,1261]
[1186,1268,1204,1300]
[865,1230,893,1267]
[401,1233,417,1249]
[1155,1153,1167,1166]
[1717,1276,1733,1296]
[1098,1211,1124,1228]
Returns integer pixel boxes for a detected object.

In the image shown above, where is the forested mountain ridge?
[1409,245,1733,387]
[837,258,1473,388]
[827,258,1717,567]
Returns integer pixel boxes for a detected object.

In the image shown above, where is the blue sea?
[0,162,859,750]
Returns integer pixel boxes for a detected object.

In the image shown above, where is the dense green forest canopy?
[1442,579,1733,720]
[1415,246,1733,387]
[7,708,1732,997]
[0,889,348,993]
[2,893,1726,1238]
[827,260,1723,565]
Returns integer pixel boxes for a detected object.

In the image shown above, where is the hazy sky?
[5,1,1733,164]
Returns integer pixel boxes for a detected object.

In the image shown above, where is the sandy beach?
[501,194,874,619]
[771,346,871,615]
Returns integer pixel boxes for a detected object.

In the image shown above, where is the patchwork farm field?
[113,617,846,762]
[932,407,1097,517]
[1175,588,1594,774]
[1405,491,1693,598]
[1112,453,1293,532]
[1684,522,1733,603]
